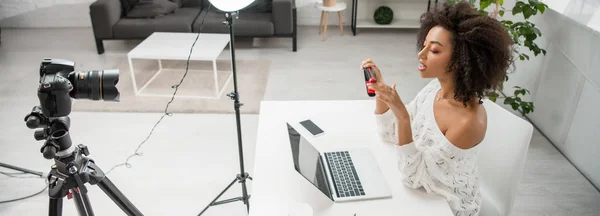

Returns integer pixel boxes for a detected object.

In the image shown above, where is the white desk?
[249,100,454,216]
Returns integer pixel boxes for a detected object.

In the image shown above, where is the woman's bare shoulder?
[445,104,487,150]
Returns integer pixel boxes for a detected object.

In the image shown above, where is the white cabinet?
[351,0,436,35]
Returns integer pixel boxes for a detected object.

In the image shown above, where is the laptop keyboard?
[324,151,366,198]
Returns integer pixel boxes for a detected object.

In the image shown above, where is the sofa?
[89,0,297,54]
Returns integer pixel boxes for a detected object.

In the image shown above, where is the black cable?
[0,171,47,204]
[105,4,213,175]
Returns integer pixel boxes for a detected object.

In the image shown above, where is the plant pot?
[374,6,394,25]
[324,0,336,7]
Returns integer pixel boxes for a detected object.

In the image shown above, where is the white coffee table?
[127,32,231,99]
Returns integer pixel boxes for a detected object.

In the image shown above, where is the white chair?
[477,99,534,216]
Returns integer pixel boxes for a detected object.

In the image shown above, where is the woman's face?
[417,25,453,78]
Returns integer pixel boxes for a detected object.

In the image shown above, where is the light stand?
[198,11,252,216]
[0,162,44,177]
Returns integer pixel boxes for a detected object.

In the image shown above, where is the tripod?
[198,12,252,215]
[0,162,44,177]
[24,106,143,216]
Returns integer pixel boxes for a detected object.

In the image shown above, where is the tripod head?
[25,106,72,159]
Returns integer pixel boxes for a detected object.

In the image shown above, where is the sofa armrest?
[272,0,295,35]
[89,0,122,39]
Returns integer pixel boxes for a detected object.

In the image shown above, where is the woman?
[363,2,514,216]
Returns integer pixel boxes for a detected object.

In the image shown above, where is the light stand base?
[198,173,252,215]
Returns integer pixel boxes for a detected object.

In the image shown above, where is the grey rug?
[71,59,271,114]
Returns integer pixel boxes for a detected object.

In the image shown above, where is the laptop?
[286,123,392,202]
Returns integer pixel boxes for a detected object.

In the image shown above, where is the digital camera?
[37,58,120,117]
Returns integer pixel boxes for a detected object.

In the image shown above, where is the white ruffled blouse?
[375,79,482,216]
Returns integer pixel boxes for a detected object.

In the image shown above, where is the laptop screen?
[286,123,333,200]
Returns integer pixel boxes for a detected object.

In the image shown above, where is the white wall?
[0,0,95,28]
[502,0,600,189]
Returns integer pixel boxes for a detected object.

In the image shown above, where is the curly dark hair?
[417,1,514,107]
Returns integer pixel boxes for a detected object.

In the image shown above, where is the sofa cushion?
[181,0,202,8]
[120,0,140,16]
[113,7,201,39]
[201,0,272,13]
[169,0,182,7]
[192,11,274,36]
[126,0,179,18]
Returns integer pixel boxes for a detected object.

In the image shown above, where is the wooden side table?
[315,2,347,41]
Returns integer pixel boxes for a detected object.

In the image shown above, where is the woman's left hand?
[367,82,409,120]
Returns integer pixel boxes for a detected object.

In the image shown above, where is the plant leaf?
[487,91,500,97]
[513,3,523,15]
[487,92,500,102]
[523,7,534,19]
[480,0,493,10]
[526,33,537,41]
[501,20,514,25]
[536,3,546,13]
[533,27,541,36]
[521,89,528,95]
[511,103,519,110]
[522,106,530,114]
[499,10,505,16]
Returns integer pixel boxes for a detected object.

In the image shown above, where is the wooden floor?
[0,27,599,215]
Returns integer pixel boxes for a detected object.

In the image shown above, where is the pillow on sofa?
[126,0,179,18]
[120,0,140,16]
[169,0,182,7]
[202,0,272,13]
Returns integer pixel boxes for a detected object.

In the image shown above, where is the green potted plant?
[374,6,394,25]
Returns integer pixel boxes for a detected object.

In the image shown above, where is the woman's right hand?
[361,59,385,85]
[362,59,391,114]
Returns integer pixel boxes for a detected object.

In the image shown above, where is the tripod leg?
[0,162,44,177]
[97,176,143,216]
[72,188,94,216]
[198,177,238,216]
[49,198,63,216]
[242,181,250,213]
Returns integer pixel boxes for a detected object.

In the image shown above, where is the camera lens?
[69,69,120,101]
